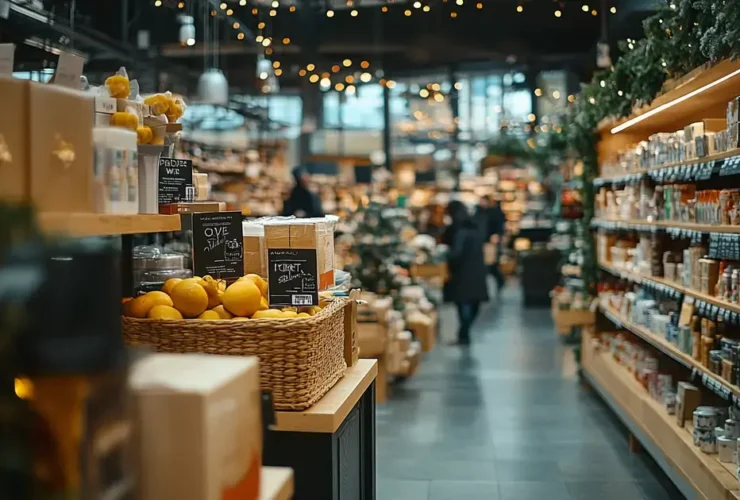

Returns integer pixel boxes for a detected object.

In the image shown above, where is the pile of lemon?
[123,274,323,320]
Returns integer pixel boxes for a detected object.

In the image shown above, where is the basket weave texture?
[122,298,348,410]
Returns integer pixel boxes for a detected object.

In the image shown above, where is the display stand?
[264,360,378,500]
[261,467,294,500]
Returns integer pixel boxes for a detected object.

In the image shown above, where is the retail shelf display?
[582,330,740,500]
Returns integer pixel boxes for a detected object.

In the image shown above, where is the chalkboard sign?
[267,248,319,307]
[158,158,193,206]
[192,211,243,279]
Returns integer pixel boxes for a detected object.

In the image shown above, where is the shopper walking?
[282,166,324,218]
[481,196,507,290]
[443,200,489,345]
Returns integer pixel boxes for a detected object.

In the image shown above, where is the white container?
[726,419,739,439]
[92,127,138,214]
[719,436,736,463]
[137,144,164,214]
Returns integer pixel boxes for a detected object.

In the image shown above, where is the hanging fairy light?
[420,89,429,98]
[289,5,296,11]
[342,59,352,67]
[360,72,372,83]
[154,0,162,6]
[332,65,340,73]
[269,9,277,16]
[320,78,331,89]
[450,11,457,17]
[404,9,411,16]
[386,80,396,89]
[516,4,523,12]
[360,61,370,69]
[582,4,589,11]
[423,5,430,11]
[413,1,421,7]
[335,82,345,91]
[350,9,358,16]
[326,9,334,16]
[554,9,562,17]
[240,0,246,4]
[346,85,356,95]
[275,68,283,76]
[476,3,482,9]
[381,5,388,12]
[534,88,542,97]
[610,6,616,13]
[309,74,320,83]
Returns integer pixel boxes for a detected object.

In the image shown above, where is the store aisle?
[376,283,683,500]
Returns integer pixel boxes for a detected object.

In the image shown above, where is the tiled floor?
[376,283,683,500]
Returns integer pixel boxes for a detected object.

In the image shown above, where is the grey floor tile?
[499,481,572,500]
[567,481,645,500]
[429,480,499,500]
[377,478,430,500]
[376,283,685,500]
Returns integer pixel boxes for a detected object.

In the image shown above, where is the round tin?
[720,436,737,463]
[701,437,717,454]
[727,419,739,439]
[694,426,714,446]
[694,407,718,430]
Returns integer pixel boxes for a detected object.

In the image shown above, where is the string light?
[265,46,273,54]
[346,85,356,95]
[283,37,290,44]
[258,21,265,28]
[269,9,277,16]
[233,22,240,28]
[290,5,296,11]
[582,4,588,11]
[307,63,315,71]
[610,6,616,13]
[220,2,227,9]
[178,2,185,8]
[240,0,246,4]
[554,9,561,17]
[361,72,372,83]
[154,0,162,6]
[252,8,258,14]
[413,1,421,7]
[450,11,457,17]
[335,83,345,91]
[271,0,279,6]
[534,88,542,97]
[332,65,340,72]
[431,83,440,91]
[434,93,444,102]
[381,5,388,11]
[617,90,624,96]
[456,0,463,5]
[345,75,355,83]
[260,72,269,79]
[599,79,606,87]
[273,61,281,68]
[256,35,264,42]
[309,74,319,83]
[423,5,430,11]
[588,96,596,104]
[379,78,387,86]
[275,69,282,76]
[420,89,430,98]
[516,5,523,12]
[320,78,331,88]
[237,33,245,40]
[262,38,271,46]
[552,91,560,99]
[360,61,370,69]
[350,9,358,16]
[299,69,307,76]
[386,80,396,89]
[591,9,597,15]
[226,8,233,14]
[343,59,352,67]
[527,113,536,121]
[476,3,482,9]
[327,9,334,16]
[454,81,462,90]
[404,9,411,15]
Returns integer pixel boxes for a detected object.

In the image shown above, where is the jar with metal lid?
[132,245,192,291]
[694,407,719,430]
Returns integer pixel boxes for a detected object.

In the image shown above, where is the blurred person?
[282,166,324,218]
[475,195,506,290]
[443,200,489,345]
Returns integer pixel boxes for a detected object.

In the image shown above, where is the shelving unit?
[38,213,181,237]
[582,329,740,500]
[589,58,740,497]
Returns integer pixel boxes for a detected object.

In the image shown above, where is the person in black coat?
[475,196,506,289]
[282,166,324,218]
[443,200,489,345]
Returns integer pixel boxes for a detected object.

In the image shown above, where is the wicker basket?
[122,298,349,411]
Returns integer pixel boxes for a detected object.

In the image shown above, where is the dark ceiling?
[1,0,656,94]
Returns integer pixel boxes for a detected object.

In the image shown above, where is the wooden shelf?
[260,467,294,500]
[600,262,740,316]
[582,331,740,499]
[599,59,740,137]
[592,218,740,234]
[595,148,740,184]
[273,359,377,434]
[598,303,739,402]
[38,213,181,237]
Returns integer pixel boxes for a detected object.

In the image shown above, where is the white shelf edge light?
[610,68,740,135]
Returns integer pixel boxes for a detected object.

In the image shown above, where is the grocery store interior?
[5,0,740,499]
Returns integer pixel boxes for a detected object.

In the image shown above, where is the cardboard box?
[676,381,701,427]
[0,78,29,202]
[243,222,266,278]
[264,219,335,290]
[30,83,95,212]
[131,353,262,500]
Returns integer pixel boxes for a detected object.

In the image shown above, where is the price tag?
[192,211,244,280]
[0,43,14,77]
[158,158,194,207]
[267,248,320,307]
[53,51,85,89]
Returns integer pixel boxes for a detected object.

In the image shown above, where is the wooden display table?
[261,467,294,500]
[264,360,378,500]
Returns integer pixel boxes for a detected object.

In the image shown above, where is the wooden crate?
[551,295,595,334]
[410,262,449,282]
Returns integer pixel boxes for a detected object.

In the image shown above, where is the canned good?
[694,426,715,446]
[664,391,676,415]
[694,407,719,429]
[720,436,736,462]
[730,406,740,421]
[727,419,739,439]
[701,437,718,454]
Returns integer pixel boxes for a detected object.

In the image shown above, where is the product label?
[158,158,193,207]
[267,248,319,307]
[192,211,243,279]
[54,51,85,89]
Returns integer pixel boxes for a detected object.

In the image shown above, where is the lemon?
[212,305,234,319]
[299,306,323,316]
[297,312,311,318]
[281,311,298,318]
[208,290,224,309]
[222,279,262,317]
[182,276,207,287]
[147,305,183,320]
[170,280,209,318]
[252,309,284,319]
[259,297,269,311]
[197,310,221,320]
[245,274,268,297]
[129,291,173,318]
[161,278,182,296]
